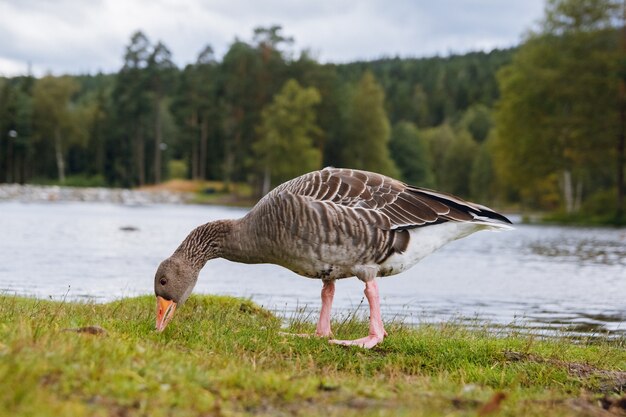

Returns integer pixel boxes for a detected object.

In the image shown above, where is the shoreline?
[2,289,624,340]
[0,183,193,205]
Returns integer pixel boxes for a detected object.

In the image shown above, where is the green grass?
[0,295,625,416]
[190,182,256,207]
[540,211,626,227]
[28,174,108,188]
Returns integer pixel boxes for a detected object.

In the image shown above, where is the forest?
[0,0,624,223]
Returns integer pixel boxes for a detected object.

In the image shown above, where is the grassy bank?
[138,179,256,207]
[0,295,625,417]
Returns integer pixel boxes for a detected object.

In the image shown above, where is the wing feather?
[270,167,512,231]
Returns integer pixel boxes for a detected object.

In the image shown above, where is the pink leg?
[330,279,386,348]
[279,280,335,338]
[315,280,335,337]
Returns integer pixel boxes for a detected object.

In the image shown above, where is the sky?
[0,0,546,77]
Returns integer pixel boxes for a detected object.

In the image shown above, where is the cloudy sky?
[0,0,545,77]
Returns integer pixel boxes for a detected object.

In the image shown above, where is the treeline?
[0,0,624,222]
[0,27,510,194]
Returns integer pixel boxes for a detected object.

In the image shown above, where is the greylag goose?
[155,167,512,348]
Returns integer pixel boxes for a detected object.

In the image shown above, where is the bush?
[63,174,107,187]
[168,159,188,180]
[543,188,625,226]
[581,189,616,217]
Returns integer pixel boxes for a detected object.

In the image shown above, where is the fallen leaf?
[478,392,507,416]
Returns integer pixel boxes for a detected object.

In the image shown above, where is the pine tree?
[389,121,434,186]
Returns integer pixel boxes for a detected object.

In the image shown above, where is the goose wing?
[273,167,511,231]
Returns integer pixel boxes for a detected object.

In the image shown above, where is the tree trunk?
[96,122,105,178]
[154,98,163,184]
[560,170,574,214]
[190,111,199,180]
[191,139,199,180]
[618,78,625,220]
[262,166,271,196]
[23,146,32,184]
[618,1,626,221]
[224,145,234,192]
[6,139,13,183]
[54,128,66,184]
[574,180,583,213]
[223,107,244,191]
[136,128,145,186]
[618,120,625,219]
[15,153,22,184]
[200,116,208,180]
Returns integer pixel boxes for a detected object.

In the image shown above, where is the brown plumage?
[154,168,512,347]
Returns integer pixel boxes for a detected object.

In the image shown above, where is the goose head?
[154,256,198,331]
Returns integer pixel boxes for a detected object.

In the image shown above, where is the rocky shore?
[0,183,192,204]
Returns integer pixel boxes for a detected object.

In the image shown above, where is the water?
[1,201,625,336]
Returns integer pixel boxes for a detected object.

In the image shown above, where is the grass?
[540,211,626,227]
[138,179,256,206]
[0,295,625,416]
[28,174,108,188]
[22,178,258,207]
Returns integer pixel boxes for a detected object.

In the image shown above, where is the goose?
[154,167,512,348]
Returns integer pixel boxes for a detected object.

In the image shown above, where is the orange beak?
[156,296,177,332]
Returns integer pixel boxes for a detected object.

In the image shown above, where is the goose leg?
[330,278,386,348]
[279,280,335,339]
[315,280,335,337]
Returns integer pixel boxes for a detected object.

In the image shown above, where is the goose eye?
[160,278,167,286]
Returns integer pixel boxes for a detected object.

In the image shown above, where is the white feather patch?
[378,222,499,276]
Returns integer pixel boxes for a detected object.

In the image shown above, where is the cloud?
[0,0,545,76]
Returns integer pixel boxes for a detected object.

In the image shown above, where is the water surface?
[1,201,624,336]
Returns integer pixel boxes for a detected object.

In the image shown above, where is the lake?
[1,201,625,336]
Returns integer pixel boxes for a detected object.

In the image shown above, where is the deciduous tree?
[253,79,322,195]
[494,0,621,215]
[32,75,83,183]
[342,71,399,178]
